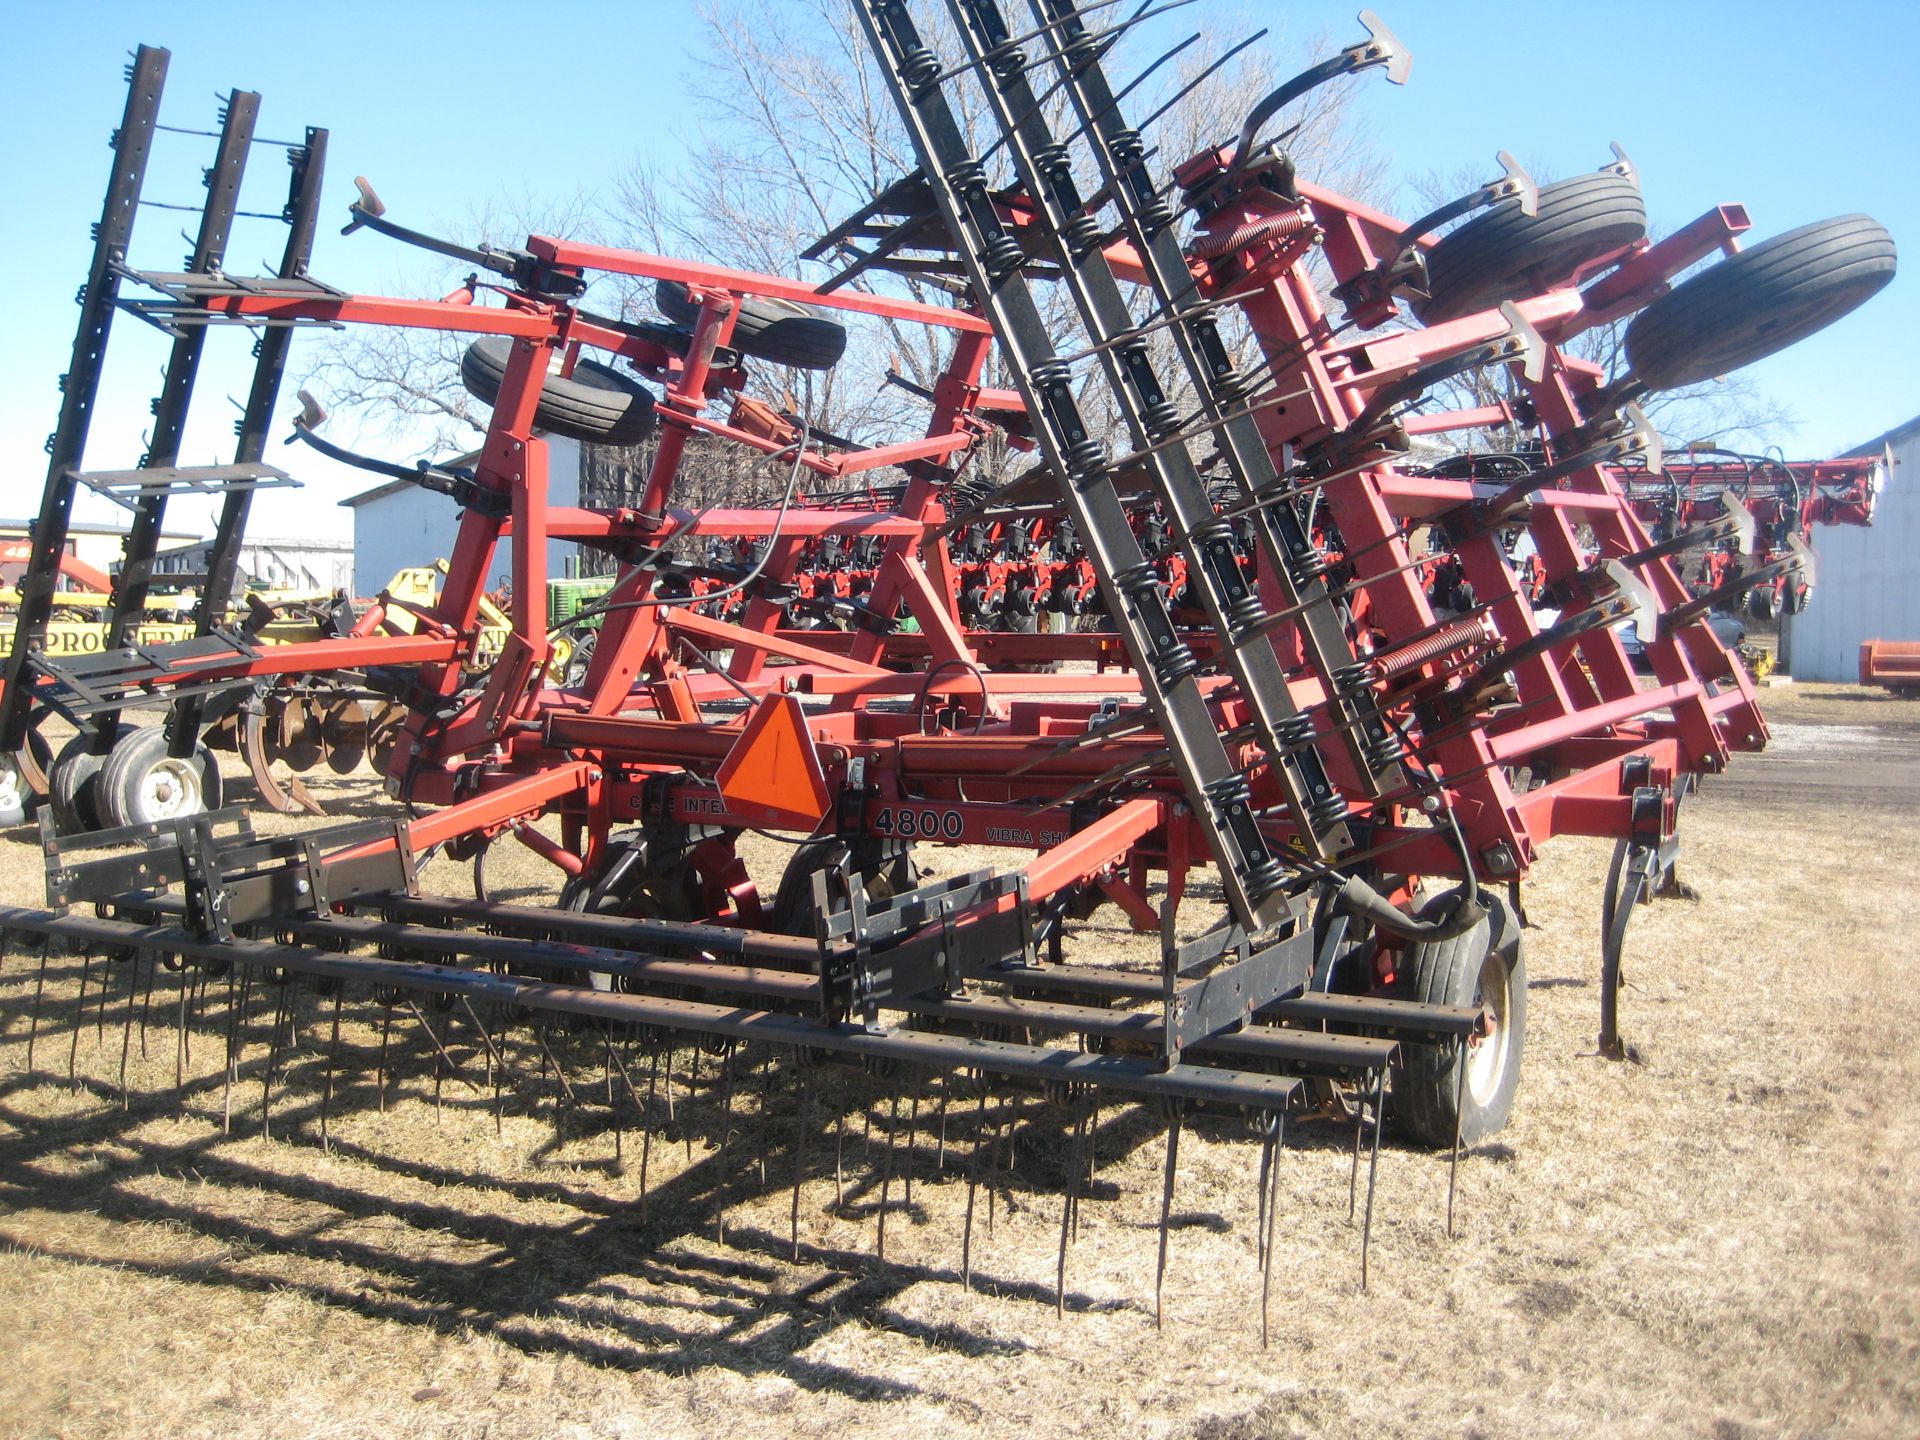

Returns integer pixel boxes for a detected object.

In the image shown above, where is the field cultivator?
[0,7,1897,1326]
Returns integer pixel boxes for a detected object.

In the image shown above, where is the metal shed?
[1782,414,1920,682]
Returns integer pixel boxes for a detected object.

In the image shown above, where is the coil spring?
[1223,589,1265,635]
[1308,789,1352,830]
[1333,660,1376,696]
[1203,771,1255,816]
[1055,10,1099,68]
[1372,615,1496,681]
[1133,195,1177,235]
[1060,212,1103,256]
[983,233,1027,280]
[1272,713,1316,752]
[897,43,941,93]
[1209,366,1251,405]
[985,45,1027,82]
[1205,774,1288,900]
[1187,210,1313,263]
[1149,639,1198,687]
[1244,854,1289,903]
[1060,438,1103,477]
[1360,726,1407,773]
[1137,395,1181,438]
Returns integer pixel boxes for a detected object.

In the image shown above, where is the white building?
[340,435,584,598]
[1781,413,1920,682]
[151,534,354,594]
[0,519,198,588]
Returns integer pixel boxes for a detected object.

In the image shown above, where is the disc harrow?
[0,7,1896,1323]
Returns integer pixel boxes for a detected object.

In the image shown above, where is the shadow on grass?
[0,951,1381,1402]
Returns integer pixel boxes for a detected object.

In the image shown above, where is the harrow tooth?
[902,1086,920,1208]
[791,1065,814,1262]
[1449,1038,1467,1237]
[1155,1107,1183,1330]
[95,951,113,1044]
[639,1042,661,1222]
[68,947,91,1086]
[223,969,250,1135]
[876,1090,900,1262]
[25,942,49,1072]
[533,1022,579,1145]
[139,953,156,1060]
[319,987,343,1149]
[715,1041,737,1244]
[172,957,189,1097]
[458,996,505,1136]
[985,1102,1006,1240]
[375,997,394,1113]
[934,1073,951,1176]
[1056,1108,1088,1318]
[962,1086,988,1291]
[604,1032,643,1175]
[1259,1113,1287,1349]
[116,955,136,1108]
[683,1046,699,1161]
[1348,1092,1365,1222]
[260,979,291,1141]
[1360,1072,1386,1294]
[407,997,480,1101]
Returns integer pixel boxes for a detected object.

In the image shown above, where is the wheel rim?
[138,755,204,821]
[1465,948,1514,1107]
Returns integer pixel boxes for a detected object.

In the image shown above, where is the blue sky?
[3,1,1913,544]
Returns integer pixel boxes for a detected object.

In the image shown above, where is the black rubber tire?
[3,727,53,821]
[1393,894,1526,1148]
[1625,214,1896,390]
[1413,171,1648,326]
[655,279,848,371]
[768,836,918,939]
[97,725,224,829]
[558,834,706,991]
[49,731,119,835]
[460,337,657,445]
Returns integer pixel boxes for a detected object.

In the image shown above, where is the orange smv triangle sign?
[715,692,831,831]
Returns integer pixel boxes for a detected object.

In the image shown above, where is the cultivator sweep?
[0,7,1896,1325]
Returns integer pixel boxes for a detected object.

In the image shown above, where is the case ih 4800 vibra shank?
[0,5,1895,1332]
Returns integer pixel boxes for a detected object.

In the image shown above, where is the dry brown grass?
[2,686,1918,1439]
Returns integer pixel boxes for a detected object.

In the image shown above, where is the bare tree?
[314,0,1389,488]
[305,189,607,455]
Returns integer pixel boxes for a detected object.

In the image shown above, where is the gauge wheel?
[96,725,224,829]
[1625,214,1895,390]
[1393,893,1526,1147]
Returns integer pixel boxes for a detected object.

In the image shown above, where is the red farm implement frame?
[0,8,1896,1324]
